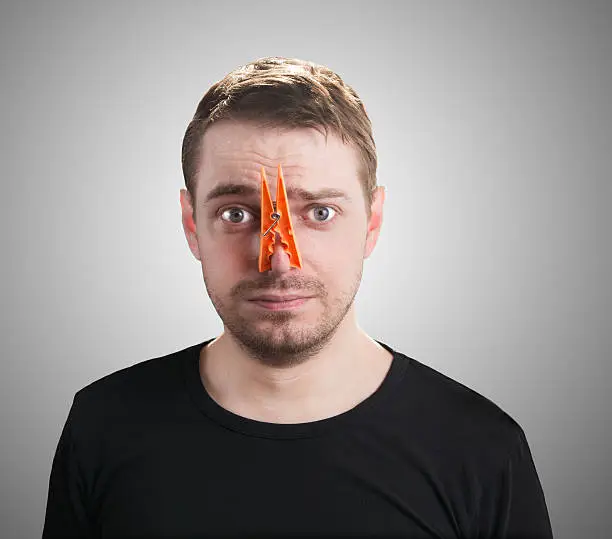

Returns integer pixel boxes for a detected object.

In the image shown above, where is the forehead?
[196,120,362,198]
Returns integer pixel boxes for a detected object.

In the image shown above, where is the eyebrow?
[203,182,351,204]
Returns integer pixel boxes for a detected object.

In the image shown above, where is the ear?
[363,186,385,259]
[180,189,201,261]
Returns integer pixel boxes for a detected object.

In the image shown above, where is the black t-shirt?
[42,339,553,538]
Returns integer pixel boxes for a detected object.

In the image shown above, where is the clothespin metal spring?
[262,202,281,237]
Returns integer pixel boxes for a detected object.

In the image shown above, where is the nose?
[268,231,292,275]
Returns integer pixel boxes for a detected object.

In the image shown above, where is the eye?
[308,205,336,223]
[220,207,254,225]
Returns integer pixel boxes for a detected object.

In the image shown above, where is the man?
[42,57,553,538]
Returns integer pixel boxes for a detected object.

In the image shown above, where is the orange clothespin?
[259,164,303,272]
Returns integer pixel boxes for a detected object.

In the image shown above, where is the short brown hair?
[181,57,377,217]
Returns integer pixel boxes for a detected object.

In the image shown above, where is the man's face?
[180,120,384,366]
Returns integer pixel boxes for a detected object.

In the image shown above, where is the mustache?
[232,274,326,297]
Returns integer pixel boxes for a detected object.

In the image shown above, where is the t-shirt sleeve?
[474,427,554,538]
[42,397,94,538]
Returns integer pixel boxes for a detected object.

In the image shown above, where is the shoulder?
[390,347,526,465]
[68,341,202,427]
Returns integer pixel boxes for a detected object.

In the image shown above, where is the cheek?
[197,229,254,288]
[202,217,262,259]
[300,215,365,252]
[298,225,366,278]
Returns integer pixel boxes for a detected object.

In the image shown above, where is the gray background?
[1,1,610,537]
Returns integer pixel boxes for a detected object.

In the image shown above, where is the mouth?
[247,295,313,311]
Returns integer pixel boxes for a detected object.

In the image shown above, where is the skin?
[180,120,391,423]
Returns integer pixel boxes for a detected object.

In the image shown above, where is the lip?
[247,296,312,311]
[249,294,310,302]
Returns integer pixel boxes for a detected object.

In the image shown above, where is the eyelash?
[218,205,338,227]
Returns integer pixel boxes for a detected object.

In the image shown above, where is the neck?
[199,307,392,423]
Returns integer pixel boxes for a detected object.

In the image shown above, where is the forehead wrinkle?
[210,153,313,185]
[203,129,326,163]
[209,148,313,173]
[202,177,353,205]
[201,122,348,172]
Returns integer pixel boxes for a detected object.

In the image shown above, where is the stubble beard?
[204,267,363,368]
